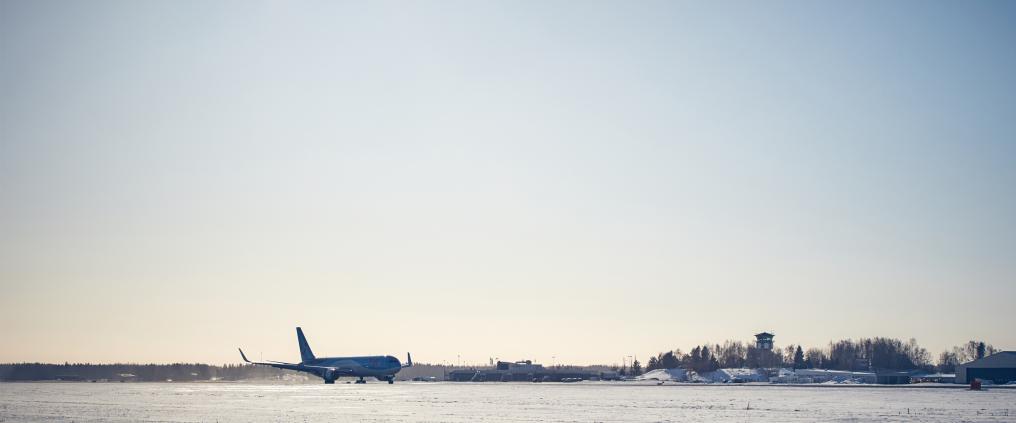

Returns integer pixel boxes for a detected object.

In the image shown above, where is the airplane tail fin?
[296,327,315,363]
[404,352,413,368]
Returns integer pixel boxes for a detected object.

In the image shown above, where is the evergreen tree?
[689,346,701,370]
[793,346,805,369]
[659,351,680,369]
[708,355,720,372]
[646,356,659,371]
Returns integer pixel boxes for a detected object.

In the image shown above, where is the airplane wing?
[238,349,357,375]
[238,348,304,371]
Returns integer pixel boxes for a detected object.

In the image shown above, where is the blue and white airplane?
[239,327,412,384]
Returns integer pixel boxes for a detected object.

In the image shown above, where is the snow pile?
[639,368,773,383]
[698,368,768,383]
[770,368,810,383]
[638,368,881,384]
[795,369,876,384]
[636,368,688,382]
[776,368,796,377]
[822,378,863,384]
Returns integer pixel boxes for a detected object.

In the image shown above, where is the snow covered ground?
[637,367,876,384]
[1,382,1014,422]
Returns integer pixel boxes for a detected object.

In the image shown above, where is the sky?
[1,0,1015,366]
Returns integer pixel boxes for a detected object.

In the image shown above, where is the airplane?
[239,327,412,384]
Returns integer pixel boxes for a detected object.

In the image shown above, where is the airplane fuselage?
[302,355,403,379]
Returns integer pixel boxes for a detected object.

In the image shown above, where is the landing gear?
[324,379,335,384]
[386,376,394,384]
[355,377,366,384]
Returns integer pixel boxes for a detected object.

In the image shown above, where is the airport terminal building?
[955,351,1016,384]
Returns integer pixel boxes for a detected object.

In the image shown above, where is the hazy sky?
[2,0,1015,366]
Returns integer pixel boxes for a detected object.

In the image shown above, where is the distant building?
[495,360,544,374]
[910,373,955,384]
[599,370,620,381]
[448,360,593,382]
[794,369,876,384]
[754,332,774,351]
[875,370,915,385]
[447,369,481,382]
[955,351,1016,384]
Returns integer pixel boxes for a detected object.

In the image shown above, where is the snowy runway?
[1,382,1013,422]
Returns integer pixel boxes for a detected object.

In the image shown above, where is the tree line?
[0,363,293,381]
[641,338,998,374]
[2,339,999,380]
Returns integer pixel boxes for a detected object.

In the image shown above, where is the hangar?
[955,351,1016,384]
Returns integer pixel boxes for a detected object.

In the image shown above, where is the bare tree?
[937,350,959,373]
